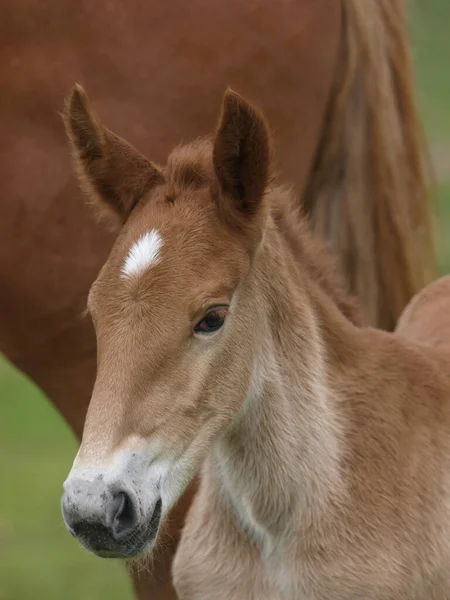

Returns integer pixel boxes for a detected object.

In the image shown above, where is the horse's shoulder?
[395,276,450,352]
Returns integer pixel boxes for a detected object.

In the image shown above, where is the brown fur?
[63,87,450,600]
[1,1,436,598]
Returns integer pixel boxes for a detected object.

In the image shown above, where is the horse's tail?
[303,0,437,330]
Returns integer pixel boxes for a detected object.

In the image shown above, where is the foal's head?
[62,85,272,557]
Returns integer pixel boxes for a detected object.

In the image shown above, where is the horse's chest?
[176,491,450,600]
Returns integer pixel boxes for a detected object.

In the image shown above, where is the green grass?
[0,361,132,600]
[1,2,450,599]
[410,0,450,147]
[410,0,450,143]
[435,181,450,274]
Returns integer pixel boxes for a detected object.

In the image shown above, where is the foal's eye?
[194,307,229,335]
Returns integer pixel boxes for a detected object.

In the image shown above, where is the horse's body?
[1,0,436,598]
[174,290,450,599]
[174,228,450,599]
[61,86,450,599]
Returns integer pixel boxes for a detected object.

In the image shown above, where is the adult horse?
[0,0,436,598]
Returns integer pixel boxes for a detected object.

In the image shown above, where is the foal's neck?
[213,215,355,549]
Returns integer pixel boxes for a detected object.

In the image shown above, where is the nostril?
[110,491,136,539]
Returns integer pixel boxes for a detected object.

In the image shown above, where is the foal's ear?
[63,84,162,229]
[213,89,271,222]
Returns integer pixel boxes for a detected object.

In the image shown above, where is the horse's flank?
[1,4,343,595]
[62,87,450,599]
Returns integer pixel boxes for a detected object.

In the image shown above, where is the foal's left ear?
[213,89,271,221]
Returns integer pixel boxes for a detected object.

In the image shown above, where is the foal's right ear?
[63,84,162,229]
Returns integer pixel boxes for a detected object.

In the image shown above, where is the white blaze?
[121,229,163,278]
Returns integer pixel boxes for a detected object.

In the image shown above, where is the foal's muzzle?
[62,477,162,558]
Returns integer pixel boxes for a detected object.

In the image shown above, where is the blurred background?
[1,1,449,599]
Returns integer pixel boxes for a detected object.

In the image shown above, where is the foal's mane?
[271,188,360,325]
[165,139,360,326]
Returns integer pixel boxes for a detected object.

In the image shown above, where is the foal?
[62,85,450,599]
